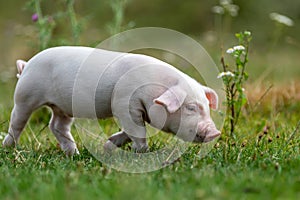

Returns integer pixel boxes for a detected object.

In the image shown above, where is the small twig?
[253,84,274,110]
[230,89,235,135]
[35,154,42,166]
[35,123,49,138]
[162,147,180,166]
[276,120,300,156]
[241,43,249,78]
[0,120,8,127]
[286,121,300,145]
[236,148,243,163]
[221,56,229,72]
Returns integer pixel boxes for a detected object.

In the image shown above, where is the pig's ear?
[202,86,218,110]
[154,85,187,113]
[16,60,26,74]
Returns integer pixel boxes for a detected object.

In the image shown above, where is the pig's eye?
[198,105,204,112]
[185,104,198,112]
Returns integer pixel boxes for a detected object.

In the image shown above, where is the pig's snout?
[202,130,221,142]
[194,121,221,143]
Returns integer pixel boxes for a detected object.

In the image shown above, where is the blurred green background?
[0,0,299,83]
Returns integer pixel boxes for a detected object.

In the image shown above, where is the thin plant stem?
[66,0,80,45]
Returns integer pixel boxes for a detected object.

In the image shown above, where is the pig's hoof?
[132,143,149,153]
[60,142,79,156]
[2,134,16,148]
[103,140,117,152]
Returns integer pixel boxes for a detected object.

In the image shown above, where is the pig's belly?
[47,88,114,119]
[46,71,115,119]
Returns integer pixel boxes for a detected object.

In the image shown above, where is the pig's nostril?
[210,131,221,138]
[214,131,221,137]
[203,130,221,143]
[195,134,205,142]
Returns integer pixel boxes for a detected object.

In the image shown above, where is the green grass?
[0,79,300,200]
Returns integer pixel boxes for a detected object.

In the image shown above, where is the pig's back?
[16,46,181,118]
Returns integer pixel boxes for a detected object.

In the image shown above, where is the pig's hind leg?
[3,103,35,148]
[49,106,79,156]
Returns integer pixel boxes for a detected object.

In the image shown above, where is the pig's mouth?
[193,131,221,143]
[193,121,221,143]
[203,131,221,143]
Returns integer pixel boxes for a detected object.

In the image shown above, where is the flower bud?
[32,13,38,22]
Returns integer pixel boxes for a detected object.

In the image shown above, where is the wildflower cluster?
[212,0,239,17]
[217,71,235,79]
[219,30,252,136]
[225,45,246,56]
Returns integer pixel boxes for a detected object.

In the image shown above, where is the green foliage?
[106,0,134,36]
[26,0,55,50]
[25,0,83,50]
[219,30,252,136]
[65,0,82,45]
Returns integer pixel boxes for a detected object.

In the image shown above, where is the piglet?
[2,46,221,155]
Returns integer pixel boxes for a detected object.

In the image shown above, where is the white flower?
[227,4,239,17]
[233,45,245,51]
[226,48,234,54]
[269,12,294,27]
[217,71,235,78]
[220,0,232,6]
[212,6,225,15]
[226,45,245,54]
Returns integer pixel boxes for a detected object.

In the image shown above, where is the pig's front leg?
[104,131,131,151]
[104,130,148,152]
[104,129,148,152]
[123,108,149,153]
[111,107,148,152]
[129,135,148,153]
